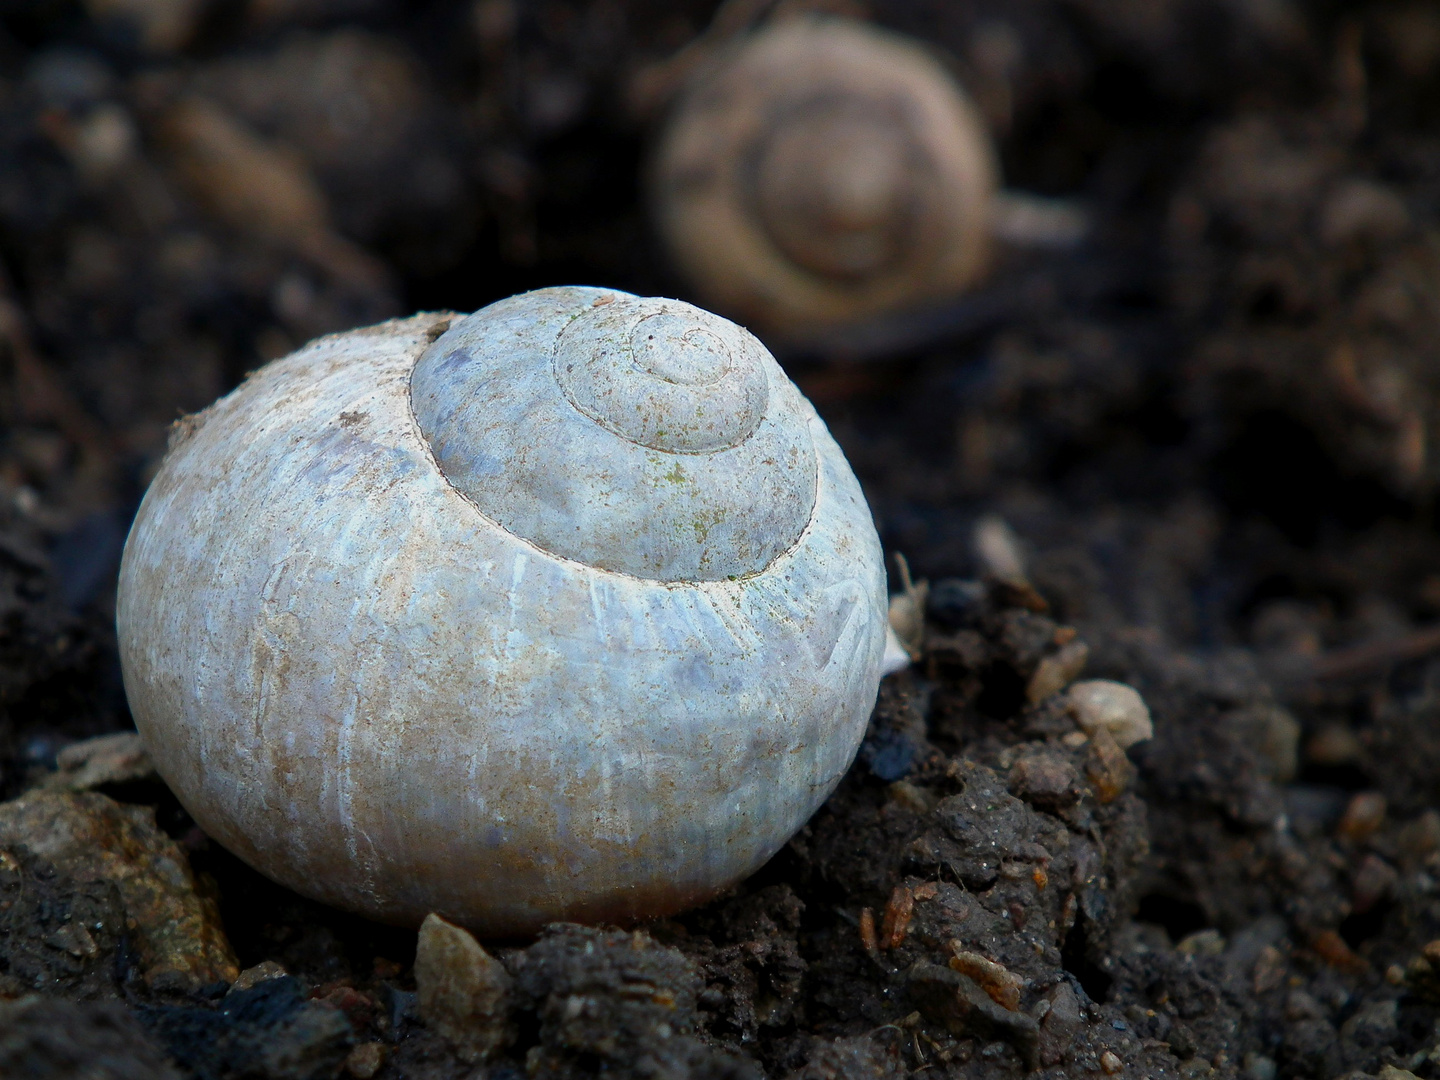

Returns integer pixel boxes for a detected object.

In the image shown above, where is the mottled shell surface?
[652,16,999,339]
[117,287,888,934]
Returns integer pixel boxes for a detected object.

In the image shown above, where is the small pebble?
[974,515,1027,584]
[1252,946,1287,994]
[1337,792,1387,843]
[887,780,934,815]
[1085,725,1134,803]
[345,1041,386,1079]
[230,960,287,994]
[858,907,878,954]
[1351,853,1398,913]
[879,885,914,950]
[319,985,378,1029]
[948,943,1022,1011]
[1100,1050,1123,1074]
[1227,705,1300,782]
[1068,680,1153,749]
[1319,178,1410,246]
[0,790,238,990]
[1177,929,1226,957]
[1008,748,1080,809]
[1306,724,1363,767]
[1284,990,1325,1022]
[47,921,98,958]
[1397,810,1440,863]
[1026,640,1090,705]
[1309,929,1365,973]
[414,913,515,1063]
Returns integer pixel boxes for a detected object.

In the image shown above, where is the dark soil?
[6,2,1440,1079]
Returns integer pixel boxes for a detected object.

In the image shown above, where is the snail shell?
[116,287,889,933]
[652,16,999,339]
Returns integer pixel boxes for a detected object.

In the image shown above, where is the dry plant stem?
[627,0,780,118]
[774,269,1054,364]
[157,96,393,294]
[1301,624,1440,683]
[627,0,865,119]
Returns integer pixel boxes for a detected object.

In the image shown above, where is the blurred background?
[14,6,1440,1075]
[4,0,1440,782]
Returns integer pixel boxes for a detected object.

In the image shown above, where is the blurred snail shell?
[652,16,999,339]
[116,287,889,934]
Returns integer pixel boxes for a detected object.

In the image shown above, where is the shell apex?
[409,286,818,581]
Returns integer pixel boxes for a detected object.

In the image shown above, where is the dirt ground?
[6,1,1440,1078]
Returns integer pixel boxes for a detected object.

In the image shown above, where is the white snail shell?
[651,16,999,339]
[116,287,889,934]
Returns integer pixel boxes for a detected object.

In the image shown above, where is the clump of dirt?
[1,995,183,1079]
[8,576,1429,1080]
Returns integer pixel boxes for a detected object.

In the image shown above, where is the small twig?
[773,249,1141,364]
[626,0,865,119]
[773,267,1068,363]
[1299,624,1440,683]
[894,551,915,595]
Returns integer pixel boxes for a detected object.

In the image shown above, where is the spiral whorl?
[409,287,817,581]
[554,298,768,454]
[750,97,937,282]
[652,16,998,339]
